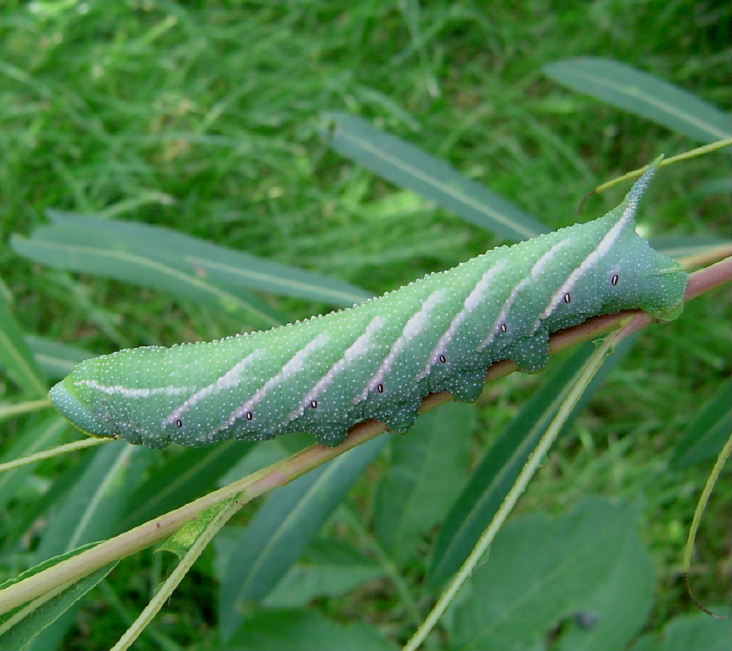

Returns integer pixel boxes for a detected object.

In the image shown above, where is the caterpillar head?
[50,374,118,441]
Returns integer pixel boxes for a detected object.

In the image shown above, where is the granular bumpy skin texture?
[50,164,688,448]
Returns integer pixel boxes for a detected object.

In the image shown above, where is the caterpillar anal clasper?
[50,163,688,448]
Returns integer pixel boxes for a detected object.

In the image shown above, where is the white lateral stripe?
[529,238,573,279]
[287,316,385,422]
[478,239,571,351]
[77,379,193,398]
[162,349,264,426]
[358,289,447,401]
[213,333,330,434]
[417,261,507,381]
[539,208,634,322]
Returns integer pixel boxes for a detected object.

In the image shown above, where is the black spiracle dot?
[245,411,254,421]
[563,292,572,304]
[376,383,384,394]
[175,419,183,428]
[500,323,508,333]
[310,400,318,409]
[611,274,619,286]
[438,354,447,363]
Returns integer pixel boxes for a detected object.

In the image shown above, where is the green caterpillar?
[50,163,688,448]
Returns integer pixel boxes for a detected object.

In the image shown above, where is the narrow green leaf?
[0,415,67,512]
[321,112,548,240]
[123,440,255,528]
[218,437,387,641]
[544,57,731,143]
[630,607,731,651]
[428,341,632,587]
[214,609,396,651]
[0,544,116,651]
[374,402,474,564]
[25,336,93,381]
[651,235,732,261]
[11,226,283,328]
[669,378,732,469]
[35,441,154,561]
[0,292,47,397]
[262,541,382,609]
[47,210,371,306]
[215,537,383,609]
[450,498,654,651]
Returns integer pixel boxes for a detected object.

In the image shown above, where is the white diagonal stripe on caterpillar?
[356,288,447,402]
[286,315,386,423]
[76,379,195,398]
[212,333,331,436]
[478,239,572,351]
[537,194,643,325]
[416,260,508,381]
[162,349,265,427]
[529,238,573,279]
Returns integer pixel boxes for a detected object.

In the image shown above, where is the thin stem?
[679,245,732,271]
[402,320,628,651]
[110,495,246,651]
[0,437,109,474]
[0,259,728,618]
[594,138,732,195]
[99,583,182,651]
[682,432,732,619]
[0,398,52,420]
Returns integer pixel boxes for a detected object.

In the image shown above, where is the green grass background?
[0,1,729,649]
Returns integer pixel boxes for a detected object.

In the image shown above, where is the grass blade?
[0,290,47,397]
[321,112,548,241]
[544,57,732,143]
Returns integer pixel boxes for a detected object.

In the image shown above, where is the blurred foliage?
[0,1,729,650]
